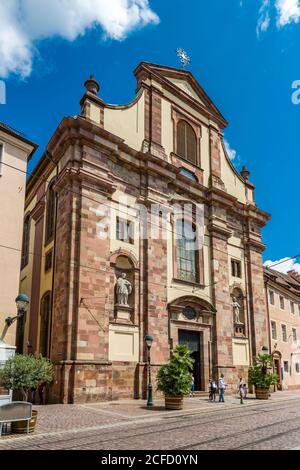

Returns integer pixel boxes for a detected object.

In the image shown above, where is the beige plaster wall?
[161,99,173,160]
[109,324,139,362]
[220,144,247,204]
[168,78,206,105]
[104,92,145,152]
[0,132,33,345]
[268,287,300,389]
[227,236,246,287]
[232,338,250,366]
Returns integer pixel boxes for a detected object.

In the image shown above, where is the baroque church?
[19,62,270,403]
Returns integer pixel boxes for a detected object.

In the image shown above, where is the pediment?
[167,78,205,105]
[134,62,228,128]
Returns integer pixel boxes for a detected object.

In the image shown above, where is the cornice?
[54,166,117,196]
[25,116,270,228]
[264,277,300,302]
[207,222,232,239]
[244,237,266,253]
[31,198,45,222]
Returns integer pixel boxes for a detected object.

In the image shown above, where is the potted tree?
[0,354,53,433]
[248,354,278,400]
[157,344,194,410]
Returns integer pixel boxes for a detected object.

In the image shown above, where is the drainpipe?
[264,277,275,391]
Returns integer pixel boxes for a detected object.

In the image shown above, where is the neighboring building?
[20,63,270,403]
[265,267,300,390]
[0,122,37,346]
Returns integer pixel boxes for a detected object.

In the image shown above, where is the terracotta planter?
[12,410,38,434]
[165,396,184,410]
[255,388,270,400]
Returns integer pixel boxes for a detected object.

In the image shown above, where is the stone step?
[189,391,208,397]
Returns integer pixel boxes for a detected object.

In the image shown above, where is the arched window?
[45,180,56,244]
[177,120,197,164]
[21,214,31,269]
[179,168,198,182]
[39,292,51,357]
[176,219,198,283]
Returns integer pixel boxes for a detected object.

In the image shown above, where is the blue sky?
[0,0,299,270]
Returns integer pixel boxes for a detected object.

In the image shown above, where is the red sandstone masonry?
[209,127,221,178]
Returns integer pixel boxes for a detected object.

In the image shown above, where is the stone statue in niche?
[116,273,132,307]
[232,296,242,324]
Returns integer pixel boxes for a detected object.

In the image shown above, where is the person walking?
[190,375,195,397]
[209,379,217,402]
[218,374,226,403]
[237,377,245,404]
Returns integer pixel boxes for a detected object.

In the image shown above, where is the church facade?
[19,63,270,403]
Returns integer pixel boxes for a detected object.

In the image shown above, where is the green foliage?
[0,354,53,401]
[157,344,194,397]
[248,354,278,389]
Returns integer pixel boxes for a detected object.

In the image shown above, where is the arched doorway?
[168,296,216,392]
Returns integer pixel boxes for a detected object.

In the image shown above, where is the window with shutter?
[21,214,31,269]
[45,180,56,244]
[177,120,197,164]
[39,293,51,357]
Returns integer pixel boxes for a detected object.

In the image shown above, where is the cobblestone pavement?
[1,391,300,450]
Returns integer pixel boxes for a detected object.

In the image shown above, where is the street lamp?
[262,346,269,354]
[145,334,154,407]
[5,294,30,327]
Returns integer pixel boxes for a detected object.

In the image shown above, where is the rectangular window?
[231,259,241,278]
[292,328,297,344]
[271,321,277,340]
[280,296,285,310]
[269,290,275,305]
[281,324,287,342]
[45,250,53,273]
[116,217,134,245]
[290,301,295,315]
[0,143,3,176]
[296,363,300,374]
[284,361,289,373]
[298,305,300,317]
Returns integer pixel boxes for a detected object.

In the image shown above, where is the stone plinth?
[115,305,133,322]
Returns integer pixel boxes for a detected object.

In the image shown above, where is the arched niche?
[232,288,246,337]
[114,256,135,320]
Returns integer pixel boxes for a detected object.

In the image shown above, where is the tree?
[248,354,278,389]
[0,354,53,401]
[157,344,194,397]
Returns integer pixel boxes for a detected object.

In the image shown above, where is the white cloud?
[276,0,300,26]
[257,0,271,36]
[256,0,300,33]
[0,0,159,78]
[224,139,237,161]
[264,257,300,274]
